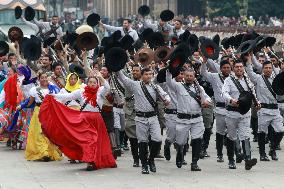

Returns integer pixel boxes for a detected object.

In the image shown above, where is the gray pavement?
[1,136,284,189]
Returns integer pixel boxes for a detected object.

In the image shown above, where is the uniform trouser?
[157,101,166,131]
[215,113,226,135]
[257,111,284,134]
[201,107,214,151]
[135,116,162,143]
[176,118,205,146]
[225,116,251,141]
[113,107,126,148]
[165,113,177,143]
[125,112,137,139]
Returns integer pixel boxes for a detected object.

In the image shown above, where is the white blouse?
[29,87,52,103]
[59,88,81,107]
[54,83,109,112]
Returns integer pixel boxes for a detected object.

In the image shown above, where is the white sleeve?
[252,55,262,73]
[157,85,171,102]
[103,24,123,33]
[222,78,232,103]
[166,70,177,91]
[29,87,37,98]
[132,30,139,41]
[53,89,81,103]
[200,63,214,82]
[245,64,260,85]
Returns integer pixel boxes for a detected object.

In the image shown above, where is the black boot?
[148,141,161,172]
[164,139,171,161]
[191,138,202,171]
[139,142,149,174]
[258,133,270,161]
[184,138,189,152]
[226,138,236,169]
[123,133,130,151]
[241,139,257,170]
[216,133,224,162]
[235,139,243,163]
[200,128,212,159]
[129,138,139,167]
[268,126,279,161]
[275,132,283,151]
[176,144,184,168]
[251,116,258,142]
[183,144,188,165]
[114,129,122,156]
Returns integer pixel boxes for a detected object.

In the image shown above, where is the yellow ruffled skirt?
[25,106,62,161]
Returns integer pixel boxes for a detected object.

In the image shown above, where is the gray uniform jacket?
[103,24,139,41]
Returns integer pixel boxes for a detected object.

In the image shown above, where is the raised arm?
[102,24,123,33]
[166,70,177,92]
[206,59,220,73]
[252,55,262,73]
[246,55,260,85]
[116,70,135,90]
[200,61,214,82]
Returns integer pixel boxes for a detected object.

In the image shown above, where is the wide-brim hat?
[0,41,9,56]
[221,36,235,49]
[236,40,256,55]
[147,32,165,49]
[178,29,191,42]
[8,26,23,42]
[105,47,128,72]
[189,34,199,52]
[24,6,35,21]
[43,37,56,47]
[160,10,174,22]
[21,37,42,61]
[86,13,100,27]
[238,91,253,115]
[76,32,99,50]
[200,37,220,60]
[212,34,220,46]
[120,35,134,50]
[134,48,154,67]
[263,36,276,47]
[63,32,78,47]
[154,46,172,63]
[241,30,259,43]
[138,5,150,17]
[15,6,22,19]
[234,33,244,48]
[272,72,284,95]
[75,25,93,35]
[139,28,154,42]
[69,64,87,79]
[157,67,167,83]
[168,43,190,77]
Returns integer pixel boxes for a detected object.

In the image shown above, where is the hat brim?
[87,13,100,27]
[200,38,220,60]
[76,32,98,50]
[24,6,35,21]
[138,5,150,17]
[236,40,256,55]
[69,64,87,79]
[105,47,128,72]
[238,91,253,115]
[15,6,22,19]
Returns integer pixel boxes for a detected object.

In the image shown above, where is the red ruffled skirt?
[39,95,116,169]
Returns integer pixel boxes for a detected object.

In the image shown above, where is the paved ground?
[1,136,284,189]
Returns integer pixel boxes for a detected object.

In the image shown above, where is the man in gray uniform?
[163,69,184,161]
[123,64,141,167]
[245,55,284,161]
[116,67,170,174]
[201,59,232,162]
[222,59,258,170]
[166,69,211,171]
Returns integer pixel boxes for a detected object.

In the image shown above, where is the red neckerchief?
[83,85,99,107]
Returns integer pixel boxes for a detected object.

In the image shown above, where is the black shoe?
[164,140,171,161]
[217,155,224,162]
[68,159,77,164]
[245,158,257,170]
[141,165,149,174]
[86,164,96,171]
[42,156,51,162]
[123,145,130,151]
[276,145,281,151]
[236,153,243,163]
[253,137,258,142]
[199,150,205,159]
[203,150,210,158]
[191,163,201,171]
[260,155,270,161]
[6,139,11,147]
[148,160,156,172]
[269,150,278,161]
[182,160,187,165]
[115,149,122,157]
[133,160,140,167]
[228,160,236,169]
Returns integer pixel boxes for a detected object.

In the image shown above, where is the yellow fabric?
[64,73,81,92]
[25,107,62,161]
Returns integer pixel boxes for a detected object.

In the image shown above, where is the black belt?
[125,95,134,102]
[164,109,177,114]
[177,113,200,120]
[278,100,284,103]
[136,111,157,118]
[261,103,278,109]
[216,102,226,108]
[226,106,239,112]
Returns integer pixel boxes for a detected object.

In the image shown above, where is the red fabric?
[4,74,18,111]
[83,85,99,107]
[206,46,214,56]
[39,95,116,169]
